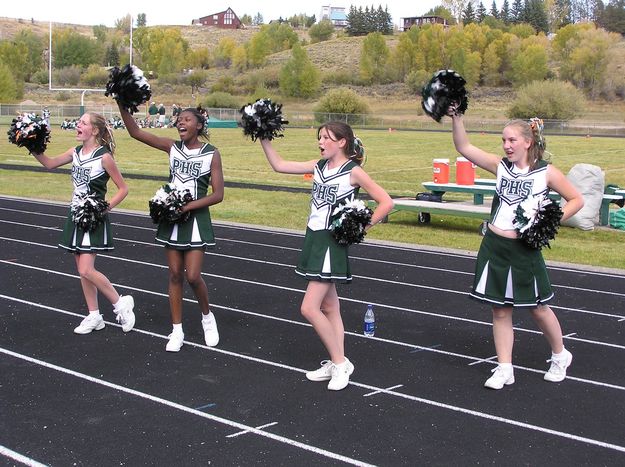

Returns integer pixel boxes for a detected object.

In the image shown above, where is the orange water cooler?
[456,157,476,185]
[432,158,450,183]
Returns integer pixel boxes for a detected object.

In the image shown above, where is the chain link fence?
[2,103,624,137]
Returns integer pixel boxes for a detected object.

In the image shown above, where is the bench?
[368,198,492,225]
[422,180,624,226]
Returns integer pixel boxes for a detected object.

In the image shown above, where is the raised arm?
[451,114,500,175]
[31,147,74,169]
[259,139,317,174]
[117,103,174,153]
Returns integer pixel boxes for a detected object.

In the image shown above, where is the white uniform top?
[308,159,358,231]
[71,145,109,203]
[491,158,549,231]
[168,141,215,199]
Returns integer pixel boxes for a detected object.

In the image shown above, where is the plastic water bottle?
[363,304,375,336]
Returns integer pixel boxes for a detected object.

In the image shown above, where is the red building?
[195,8,242,29]
[401,15,448,31]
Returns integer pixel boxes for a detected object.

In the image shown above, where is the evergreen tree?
[511,0,524,22]
[462,1,476,23]
[136,13,146,28]
[598,0,625,34]
[525,0,549,32]
[491,0,500,18]
[501,0,511,22]
[477,2,488,21]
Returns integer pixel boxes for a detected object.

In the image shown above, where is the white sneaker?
[484,365,515,389]
[74,313,105,334]
[544,349,573,382]
[202,312,219,347]
[166,332,184,352]
[114,295,135,332]
[306,360,333,382]
[327,358,354,391]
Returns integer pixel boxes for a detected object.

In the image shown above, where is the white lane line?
[363,385,403,397]
[3,253,625,353]
[0,348,373,467]
[226,422,279,438]
[0,445,48,467]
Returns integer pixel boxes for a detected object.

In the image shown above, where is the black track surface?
[1,196,624,466]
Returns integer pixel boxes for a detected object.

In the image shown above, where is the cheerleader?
[258,122,393,391]
[449,111,584,389]
[31,112,135,334]
[117,103,224,352]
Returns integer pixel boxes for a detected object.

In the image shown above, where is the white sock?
[113,298,121,310]
[202,312,213,322]
[172,323,183,334]
[552,348,567,359]
[498,363,513,371]
[88,309,100,316]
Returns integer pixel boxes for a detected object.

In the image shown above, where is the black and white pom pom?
[513,195,563,250]
[239,98,289,141]
[329,199,373,246]
[7,113,51,154]
[70,192,109,232]
[105,64,152,114]
[148,183,194,224]
[421,69,469,122]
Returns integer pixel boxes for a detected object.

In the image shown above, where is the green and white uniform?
[59,145,113,253]
[155,141,216,250]
[296,159,358,283]
[472,158,554,307]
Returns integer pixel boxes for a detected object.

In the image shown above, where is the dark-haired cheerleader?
[257,122,393,391]
[449,110,584,389]
[117,103,224,353]
[30,112,135,335]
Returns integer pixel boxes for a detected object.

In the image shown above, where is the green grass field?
[1,126,624,269]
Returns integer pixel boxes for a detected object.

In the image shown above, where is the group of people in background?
[26,101,583,392]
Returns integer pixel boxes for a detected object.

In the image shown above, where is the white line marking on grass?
[0,445,48,467]
[226,422,279,438]
[0,348,374,467]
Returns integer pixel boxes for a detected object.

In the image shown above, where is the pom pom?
[105,64,152,114]
[7,113,51,154]
[513,195,563,250]
[148,183,194,224]
[329,198,373,246]
[239,98,289,141]
[70,192,109,232]
[421,69,469,122]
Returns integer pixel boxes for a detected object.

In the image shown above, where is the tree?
[462,2,476,23]
[253,13,264,25]
[12,29,44,80]
[525,0,549,32]
[511,0,525,22]
[500,0,512,22]
[359,32,389,84]
[309,19,334,43]
[477,2,488,21]
[490,0,500,17]
[442,0,469,22]
[186,70,207,95]
[279,42,320,98]
[136,13,146,28]
[597,0,625,34]
[52,29,102,68]
[105,44,120,67]
[115,14,131,33]
[240,14,252,25]
[510,43,549,87]
[213,37,237,67]
[0,61,19,101]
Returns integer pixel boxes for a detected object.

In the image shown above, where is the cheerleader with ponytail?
[30,112,135,335]
[449,107,584,390]
[256,121,393,391]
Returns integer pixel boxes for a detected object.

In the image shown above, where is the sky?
[0,1,442,29]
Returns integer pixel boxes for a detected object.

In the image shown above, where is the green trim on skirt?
[296,228,351,283]
[58,208,113,253]
[471,228,553,308]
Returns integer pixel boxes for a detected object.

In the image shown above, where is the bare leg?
[492,305,514,363]
[166,248,185,324]
[530,305,564,354]
[75,253,120,311]
[184,249,210,315]
[300,281,345,364]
